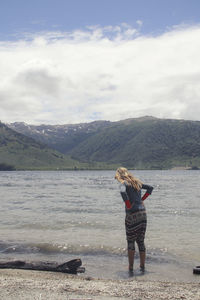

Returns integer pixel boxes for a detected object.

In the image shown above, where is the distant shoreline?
[1,166,200,171]
[171,166,200,170]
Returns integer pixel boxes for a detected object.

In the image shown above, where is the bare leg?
[128,249,135,271]
[139,251,146,270]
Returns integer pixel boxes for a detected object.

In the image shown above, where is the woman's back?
[121,182,153,213]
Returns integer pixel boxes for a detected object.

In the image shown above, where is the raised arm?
[141,184,153,201]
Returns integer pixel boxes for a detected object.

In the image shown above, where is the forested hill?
[8,117,200,169]
[8,120,110,154]
[0,122,88,170]
[67,116,200,169]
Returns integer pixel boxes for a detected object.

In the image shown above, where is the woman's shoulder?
[120,181,130,192]
[123,180,129,185]
[119,180,129,186]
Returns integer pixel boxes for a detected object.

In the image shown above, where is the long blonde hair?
[115,167,142,191]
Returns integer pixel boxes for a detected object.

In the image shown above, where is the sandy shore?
[0,269,199,300]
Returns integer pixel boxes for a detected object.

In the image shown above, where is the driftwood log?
[0,259,85,274]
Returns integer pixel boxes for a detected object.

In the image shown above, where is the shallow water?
[0,170,199,282]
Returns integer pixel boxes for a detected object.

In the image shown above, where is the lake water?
[0,170,199,282]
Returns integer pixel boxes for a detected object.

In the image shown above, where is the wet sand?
[0,269,199,300]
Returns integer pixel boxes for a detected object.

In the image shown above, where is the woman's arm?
[141,184,154,201]
[120,183,132,209]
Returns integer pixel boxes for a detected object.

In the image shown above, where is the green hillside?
[69,117,200,169]
[7,117,200,170]
[0,122,86,170]
[8,121,111,154]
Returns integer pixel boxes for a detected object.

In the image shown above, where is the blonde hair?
[115,167,142,191]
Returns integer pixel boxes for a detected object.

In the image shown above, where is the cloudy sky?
[1,0,200,124]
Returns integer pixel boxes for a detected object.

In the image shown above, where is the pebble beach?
[0,269,200,300]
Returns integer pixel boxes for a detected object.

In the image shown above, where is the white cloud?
[0,23,200,124]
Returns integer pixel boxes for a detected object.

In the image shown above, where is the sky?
[1,0,200,124]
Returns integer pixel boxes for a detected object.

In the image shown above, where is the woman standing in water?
[115,167,153,273]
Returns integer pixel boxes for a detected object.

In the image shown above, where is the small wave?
[0,242,38,254]
[0,241,126,256]
[0,183,15,187]
[27,243,128,256]
[15,220,110,230]
[146,248,178,264]
[12,201,25,205]
[0,241,179,264]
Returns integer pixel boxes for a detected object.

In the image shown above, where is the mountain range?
[6,116,200,170]
[0,122,89,170]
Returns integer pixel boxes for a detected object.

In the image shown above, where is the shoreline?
[0,269,199,299]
